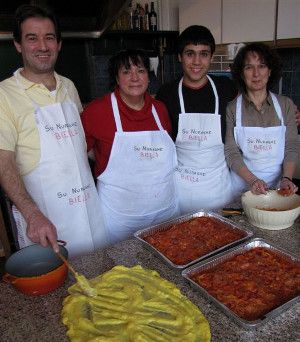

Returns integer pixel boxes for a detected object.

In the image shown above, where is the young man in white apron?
[0,5,107,257]
[157,26,238,214]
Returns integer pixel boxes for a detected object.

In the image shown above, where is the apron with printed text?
[231,92,286,198]
[97,93,179,244]
[175,76,233,214]
[12,72,108,257]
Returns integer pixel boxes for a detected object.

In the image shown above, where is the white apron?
[13,72,108,258]
[97,93,179,244]
[175,76,233,214]
[231,92,286,198]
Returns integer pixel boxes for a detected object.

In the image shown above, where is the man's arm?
[0,149,59,252]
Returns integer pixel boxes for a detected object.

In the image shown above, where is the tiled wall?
[2,38,300,106]
[91,55,112,99]
[277,48,300,109]
[90,53,182,99]
[90,52,235,98]
[73,45,300,110]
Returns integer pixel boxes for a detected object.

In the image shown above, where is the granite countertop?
[0,214,299,342]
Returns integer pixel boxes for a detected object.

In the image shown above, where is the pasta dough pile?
[62,265,210,341]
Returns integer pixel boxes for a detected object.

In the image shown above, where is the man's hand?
[26,210,59,252]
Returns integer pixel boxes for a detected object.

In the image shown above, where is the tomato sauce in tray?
[135,212,253,268]
[182,238,300,328]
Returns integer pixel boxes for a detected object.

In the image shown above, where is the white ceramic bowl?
[241,190,300,230]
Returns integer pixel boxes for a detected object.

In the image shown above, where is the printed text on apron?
[97,93,179,244]
[13,70,108,257]
[231,92,286,198]
[175,76,233,214]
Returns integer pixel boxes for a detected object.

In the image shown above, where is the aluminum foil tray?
[182,238,300,329]
[134,211,253,269]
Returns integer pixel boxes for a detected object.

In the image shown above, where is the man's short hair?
[13,4,61,43]
[177,25,215,55]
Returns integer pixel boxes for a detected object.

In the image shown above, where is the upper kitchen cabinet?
[179,0,222,44]
[222,0,276,44]
[277,0,300,39]
[178,0,279,45]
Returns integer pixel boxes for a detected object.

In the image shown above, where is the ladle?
[56,251,97,297]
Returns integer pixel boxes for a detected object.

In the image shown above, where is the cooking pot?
[3,242,68,296]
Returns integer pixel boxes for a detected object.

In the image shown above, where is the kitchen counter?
[0,214,299,342]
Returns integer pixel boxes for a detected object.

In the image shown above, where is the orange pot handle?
[2,273,19,284]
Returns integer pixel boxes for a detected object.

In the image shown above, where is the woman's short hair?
[13,4,61,43]
[177,25,215,56]
[108,49,150,90]
[231,42,282,92]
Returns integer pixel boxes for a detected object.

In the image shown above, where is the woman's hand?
[278,177,298,196]
[249,178,268,195]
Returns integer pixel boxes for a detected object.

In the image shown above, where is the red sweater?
[81,89,172,177]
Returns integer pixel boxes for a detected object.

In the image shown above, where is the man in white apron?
[0,5,107,257]
[97,93,179,244]
[156,26,237,214]
[176,76,233,213]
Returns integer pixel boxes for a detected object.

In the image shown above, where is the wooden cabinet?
[178,0,222,44]
[158,0,179,31]
[277,0,300,39]
[178,0,284,45]
[222,0,276,44]
[141,1,300,45]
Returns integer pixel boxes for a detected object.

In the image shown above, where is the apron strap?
[178,78,186,114]
[235,93,284,128]
[111,93,123,132]
[270,92,284,125]
[111,93,164,132]
[206,75,219,114]
[151,105,164,131]
[236,95,243,128]
[178,75,219,114]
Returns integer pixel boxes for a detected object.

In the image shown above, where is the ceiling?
[0,0,130,35]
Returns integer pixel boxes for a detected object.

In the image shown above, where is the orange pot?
[3,243,68,296]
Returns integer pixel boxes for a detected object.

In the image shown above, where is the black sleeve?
[156,80,181,141]
[212,76,238,142]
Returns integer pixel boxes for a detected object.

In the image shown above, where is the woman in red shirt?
[81,49,179,245]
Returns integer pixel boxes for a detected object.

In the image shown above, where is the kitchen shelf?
[103,30,179,36]
[91,30,179,56]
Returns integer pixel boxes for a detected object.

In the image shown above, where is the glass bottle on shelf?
[144,3,150,31]
[149,2,157,31]
[129,1,134,30]
[133,3,140,31]
[139,4,144,31]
